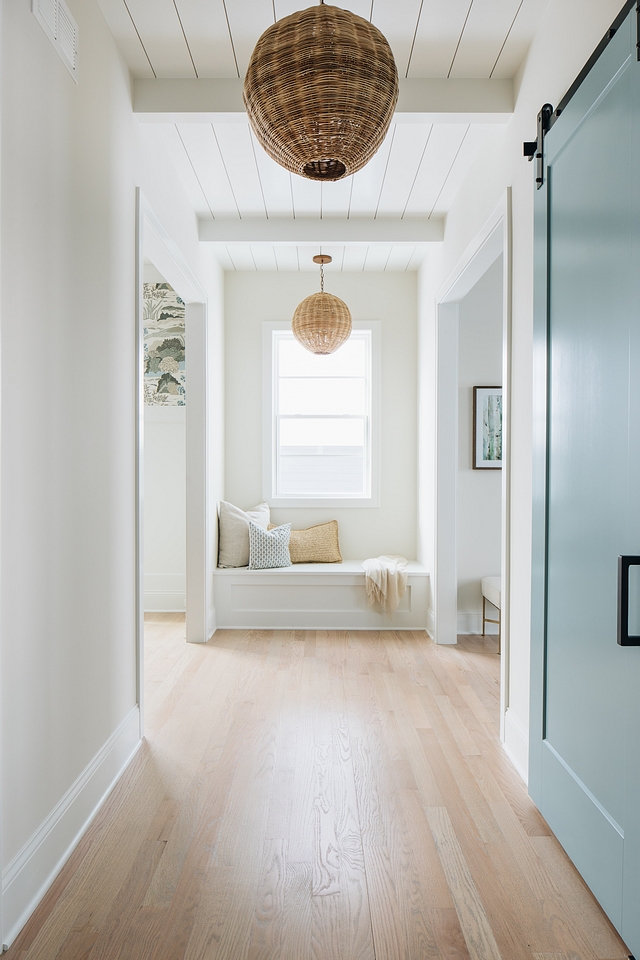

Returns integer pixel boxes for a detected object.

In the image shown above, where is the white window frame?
[262,320,381,509]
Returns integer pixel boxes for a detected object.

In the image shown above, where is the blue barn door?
[530,7,640,955]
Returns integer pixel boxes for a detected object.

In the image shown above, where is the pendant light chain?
[320,261,325,292]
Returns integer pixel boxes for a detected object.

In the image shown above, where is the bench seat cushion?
[481,576,501,609]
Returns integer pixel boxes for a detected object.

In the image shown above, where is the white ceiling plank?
[363,245,393,271]
[212,245,236,270]
[371,0,425,79]
[155,124,213,217]
[406,245,428,269]
[96,0,155,76]
[401,123,469,217]
[175,124,240,217]
[249,131,295,217]
[429,124,489,215]
[405,0,476,78]
[374,124,433,216]
[290,176,322,219]
[119,0,197,77]
[213,124,268,217]
[274,0,371,19]
[384,246,415,270]
[348,125,396,217]
[250,245,279,270]
[448,0,530,78]
[295,245,319,271]
[315,245,347,270]
[227,245,257,270]
[321,178,353,219]
[489,0,551,78]
[224,0,275,75]
[172,0,238,77]
[342,247,369,271]
[274,246,300,271]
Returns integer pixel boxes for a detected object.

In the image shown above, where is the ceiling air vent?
[32,0,78,81]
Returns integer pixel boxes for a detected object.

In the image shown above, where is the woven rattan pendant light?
[292,255,352,354]
[243,2,398,181]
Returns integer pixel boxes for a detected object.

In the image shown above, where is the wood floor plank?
[426,805,504,960]
[5,621,631,960]
[417,728,558,959]
[532,836,630,960]
[349,656,444,958]
[247,838,288,960]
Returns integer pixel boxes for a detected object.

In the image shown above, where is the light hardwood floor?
[7,618,630,960]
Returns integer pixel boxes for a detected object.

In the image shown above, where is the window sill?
[267,495,380,509]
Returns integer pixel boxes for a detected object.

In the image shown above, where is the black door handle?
[617,556,640,645]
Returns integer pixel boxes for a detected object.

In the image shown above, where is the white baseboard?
[144,574,185,612]
[207,606,217,640]
[145,593,185,612]
[2,706,141,947]
[457,611,498,635]
[426,605,435,639]
[503,708,529,785]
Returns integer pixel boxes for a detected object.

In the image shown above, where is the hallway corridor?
[7,620,628,960]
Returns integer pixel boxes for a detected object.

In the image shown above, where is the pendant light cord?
[320,261,325,292]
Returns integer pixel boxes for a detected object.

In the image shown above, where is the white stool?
[481,576,501,654]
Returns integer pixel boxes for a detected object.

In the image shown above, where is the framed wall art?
[473,386,502,469]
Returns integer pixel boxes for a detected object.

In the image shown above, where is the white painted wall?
[0,0,224,943]
[417,0,623,780]
[225,272,417,561]
[457,256,503,634]
[1,0,139,917]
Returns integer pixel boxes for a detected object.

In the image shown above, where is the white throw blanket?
[362,556,408,614]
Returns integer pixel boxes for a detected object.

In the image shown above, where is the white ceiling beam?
[133,78,513,125]
[198,218,444,244]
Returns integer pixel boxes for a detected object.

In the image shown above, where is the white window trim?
[262,320,381,509]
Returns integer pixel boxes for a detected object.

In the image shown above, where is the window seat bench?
[213,561,430,630]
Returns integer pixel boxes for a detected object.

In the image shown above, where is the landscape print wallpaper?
[143,283,185,406]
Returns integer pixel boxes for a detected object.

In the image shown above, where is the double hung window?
[264,324,378,507]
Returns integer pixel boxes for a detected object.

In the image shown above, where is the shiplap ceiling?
[98,0,546,80]
[99,0,549,270]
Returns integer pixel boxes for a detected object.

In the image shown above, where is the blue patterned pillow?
[248,521,292,570]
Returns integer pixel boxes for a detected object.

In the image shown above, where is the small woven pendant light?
[292,255,352,354]
[243,2,398,182]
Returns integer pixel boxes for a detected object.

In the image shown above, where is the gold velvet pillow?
[268,520,342,563]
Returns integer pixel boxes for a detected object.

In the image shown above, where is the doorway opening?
[456,254,504,649]
[142,260,187,617]
[142,260,188,668]
[135,190,211,733]
[433,192,512,743]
